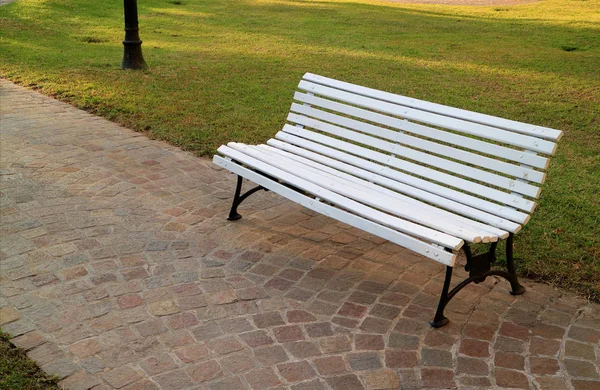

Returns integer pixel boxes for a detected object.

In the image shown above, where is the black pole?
[122,0,147,70]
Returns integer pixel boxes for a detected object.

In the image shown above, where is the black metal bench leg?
[506,233,526,296]
[431,266,453,328]
[430,234,526,327]
[227,175,267,221]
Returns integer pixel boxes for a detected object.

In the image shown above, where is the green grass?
[0,331,60,389]
[1,0,598,300]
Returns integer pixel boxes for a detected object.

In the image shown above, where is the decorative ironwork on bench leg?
[227,175,267,221]
[431,234,526,328]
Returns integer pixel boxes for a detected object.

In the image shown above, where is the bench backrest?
[276,73,562,228]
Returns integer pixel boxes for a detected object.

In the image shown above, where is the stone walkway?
[0,80,598,390]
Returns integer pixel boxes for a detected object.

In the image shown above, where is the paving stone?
[314,355,347,375]
[101,366,142,388]
[153,369,194,390]
[43,358,79,379]
[220,350,257,374]
[186,359,223,382]
[239,330,274,347]
[564,359,599,378]
[273,325,305,342]
[319,335,352,354]
[385,350,418,368]
[244,367,282,389]
[421,348,453,368]
[253,311,285,328]
[326,374,365,390]
[140,353,178,376]
[495,351,525,370]
[277,361,317,383]
[347,352,382,371]
[254,345,289,365]
[495,368,530,389]
[421,368,455,388]
[360,369,399,390]
[58,371,101,390]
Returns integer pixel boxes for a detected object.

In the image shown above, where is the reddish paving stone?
[361,369,400,390]
[385,350,418,368]
[337,302,368,318]
[101,366,142,388]
[277,361,317,383]
[244,367,282,389]
[421,368,455,388]
[499,321,530,340]
[174,344,210,363]
[287,310,317,323]
[495,369,530,389]
[319,335,352,354]
[355,334,384,350]
[273,325,305,342]
[530,357,560,375]
[140,354,178,376]
[254,345,289,366]
[495,352,525,370]
[186,360,223,383]
[325,374,365,390]
[530,337,561,356]
[314,356,347,375]
[252,312,285,328]
[239,330,274,347]
[459,338,490,358]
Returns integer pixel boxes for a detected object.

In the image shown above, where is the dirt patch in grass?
[386,0,538,5]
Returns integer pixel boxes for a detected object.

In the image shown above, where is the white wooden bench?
[213,73,562,327]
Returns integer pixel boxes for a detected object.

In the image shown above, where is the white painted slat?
[289,103,546,184]
[217,145,463,250]
[293,92,550,170]
[303,73,564,142]
[298,81,558,156]
[241,143,492,243]
[288,113,541,198]
[259,144,508,240]
[213,155,457,265]
[266,139,519,235]
[275,131,531,223]
[280,125,537,212]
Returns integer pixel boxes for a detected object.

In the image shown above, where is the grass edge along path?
[0,331,60,389]
[0,0,598,301]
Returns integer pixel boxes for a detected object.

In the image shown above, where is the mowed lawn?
[1,0,598,299]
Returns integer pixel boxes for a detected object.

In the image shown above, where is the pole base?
[121,41,147,70]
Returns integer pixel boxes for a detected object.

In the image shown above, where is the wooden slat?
[243,143,494,243]
[275,131,531,223]
[280,125,537,212]
[303,73,563,142]
[294,92,550,170]
[290,103,546,184]
[217,145,464,250]
[230,143,486,243]
[260,144,508,240]
[288,112,541,198]
[298,81,558,156]
[214,155,457,265]
[267,139,519,235]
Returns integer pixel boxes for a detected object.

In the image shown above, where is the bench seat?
[213,73,562,326]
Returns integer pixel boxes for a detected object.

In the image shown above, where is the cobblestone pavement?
[1,80,599,390]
